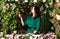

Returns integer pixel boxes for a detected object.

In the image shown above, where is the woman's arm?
[18,13,24,26]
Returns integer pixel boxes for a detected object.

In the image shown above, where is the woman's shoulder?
[36,17,41,21]
[27,15,31,18]
[26,16,31,19]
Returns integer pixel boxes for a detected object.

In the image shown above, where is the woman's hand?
[18,13,22,18]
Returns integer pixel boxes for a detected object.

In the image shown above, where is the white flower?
[8,0,10,1]
[56,14,60,20]
[24,0,28,2]
[13,31,17,34]
[15,0,18,2]
[10,3,12,6]
[0,38,4,39]
[0,32,3,35]
[0,17,1,20]
[3,6,5,8]
[43,0,46,2]
[5,35,9,37]
[29,36,33,39]
[33,0,37,3]
[56,0,59,2]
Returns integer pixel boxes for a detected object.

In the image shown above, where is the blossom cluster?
[43,32,57,39]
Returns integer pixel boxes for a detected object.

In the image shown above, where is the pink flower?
[13,34,19,39]
[43,34,48,39]
[5,3,10,8]
[43,32,57,39]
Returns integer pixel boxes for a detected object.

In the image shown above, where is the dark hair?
[30,6,40,17]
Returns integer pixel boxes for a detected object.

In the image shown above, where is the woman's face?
[31,7,35,14]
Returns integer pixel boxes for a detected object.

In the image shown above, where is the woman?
[19,6,41,34]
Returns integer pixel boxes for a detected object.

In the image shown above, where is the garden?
[0,0,60,39]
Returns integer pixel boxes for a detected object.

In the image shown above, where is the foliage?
[0,0,60,35]
[0,0,42,34]
[57,32,60,39]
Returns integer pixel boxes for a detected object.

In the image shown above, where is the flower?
[0,38,4,39]
[15,0,18,2]
[43,32,57,39]
[5,3,10,8]
[0,32,3,36]
[13,31,17,34]
[0,17,1,20]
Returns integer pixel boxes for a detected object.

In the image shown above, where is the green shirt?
[25,16,40,33]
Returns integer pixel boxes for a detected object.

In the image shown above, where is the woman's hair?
[30,5,40,17]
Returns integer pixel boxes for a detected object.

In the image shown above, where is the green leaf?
[0,6,2,11]
[1,0,7,2]
[2,6,7,13]
[11,3,16,10]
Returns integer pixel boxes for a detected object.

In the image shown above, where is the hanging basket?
[56,14,60,20]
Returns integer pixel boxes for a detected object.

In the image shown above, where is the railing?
[0,31,43,39]
[0,32,57,39]
[4,34,43,39]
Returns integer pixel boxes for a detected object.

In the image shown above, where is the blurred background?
[0,0,60,39]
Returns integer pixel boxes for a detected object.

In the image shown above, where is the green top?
[24,16,40,33]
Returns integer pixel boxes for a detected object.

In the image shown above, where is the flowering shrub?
[43,32,57,39]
